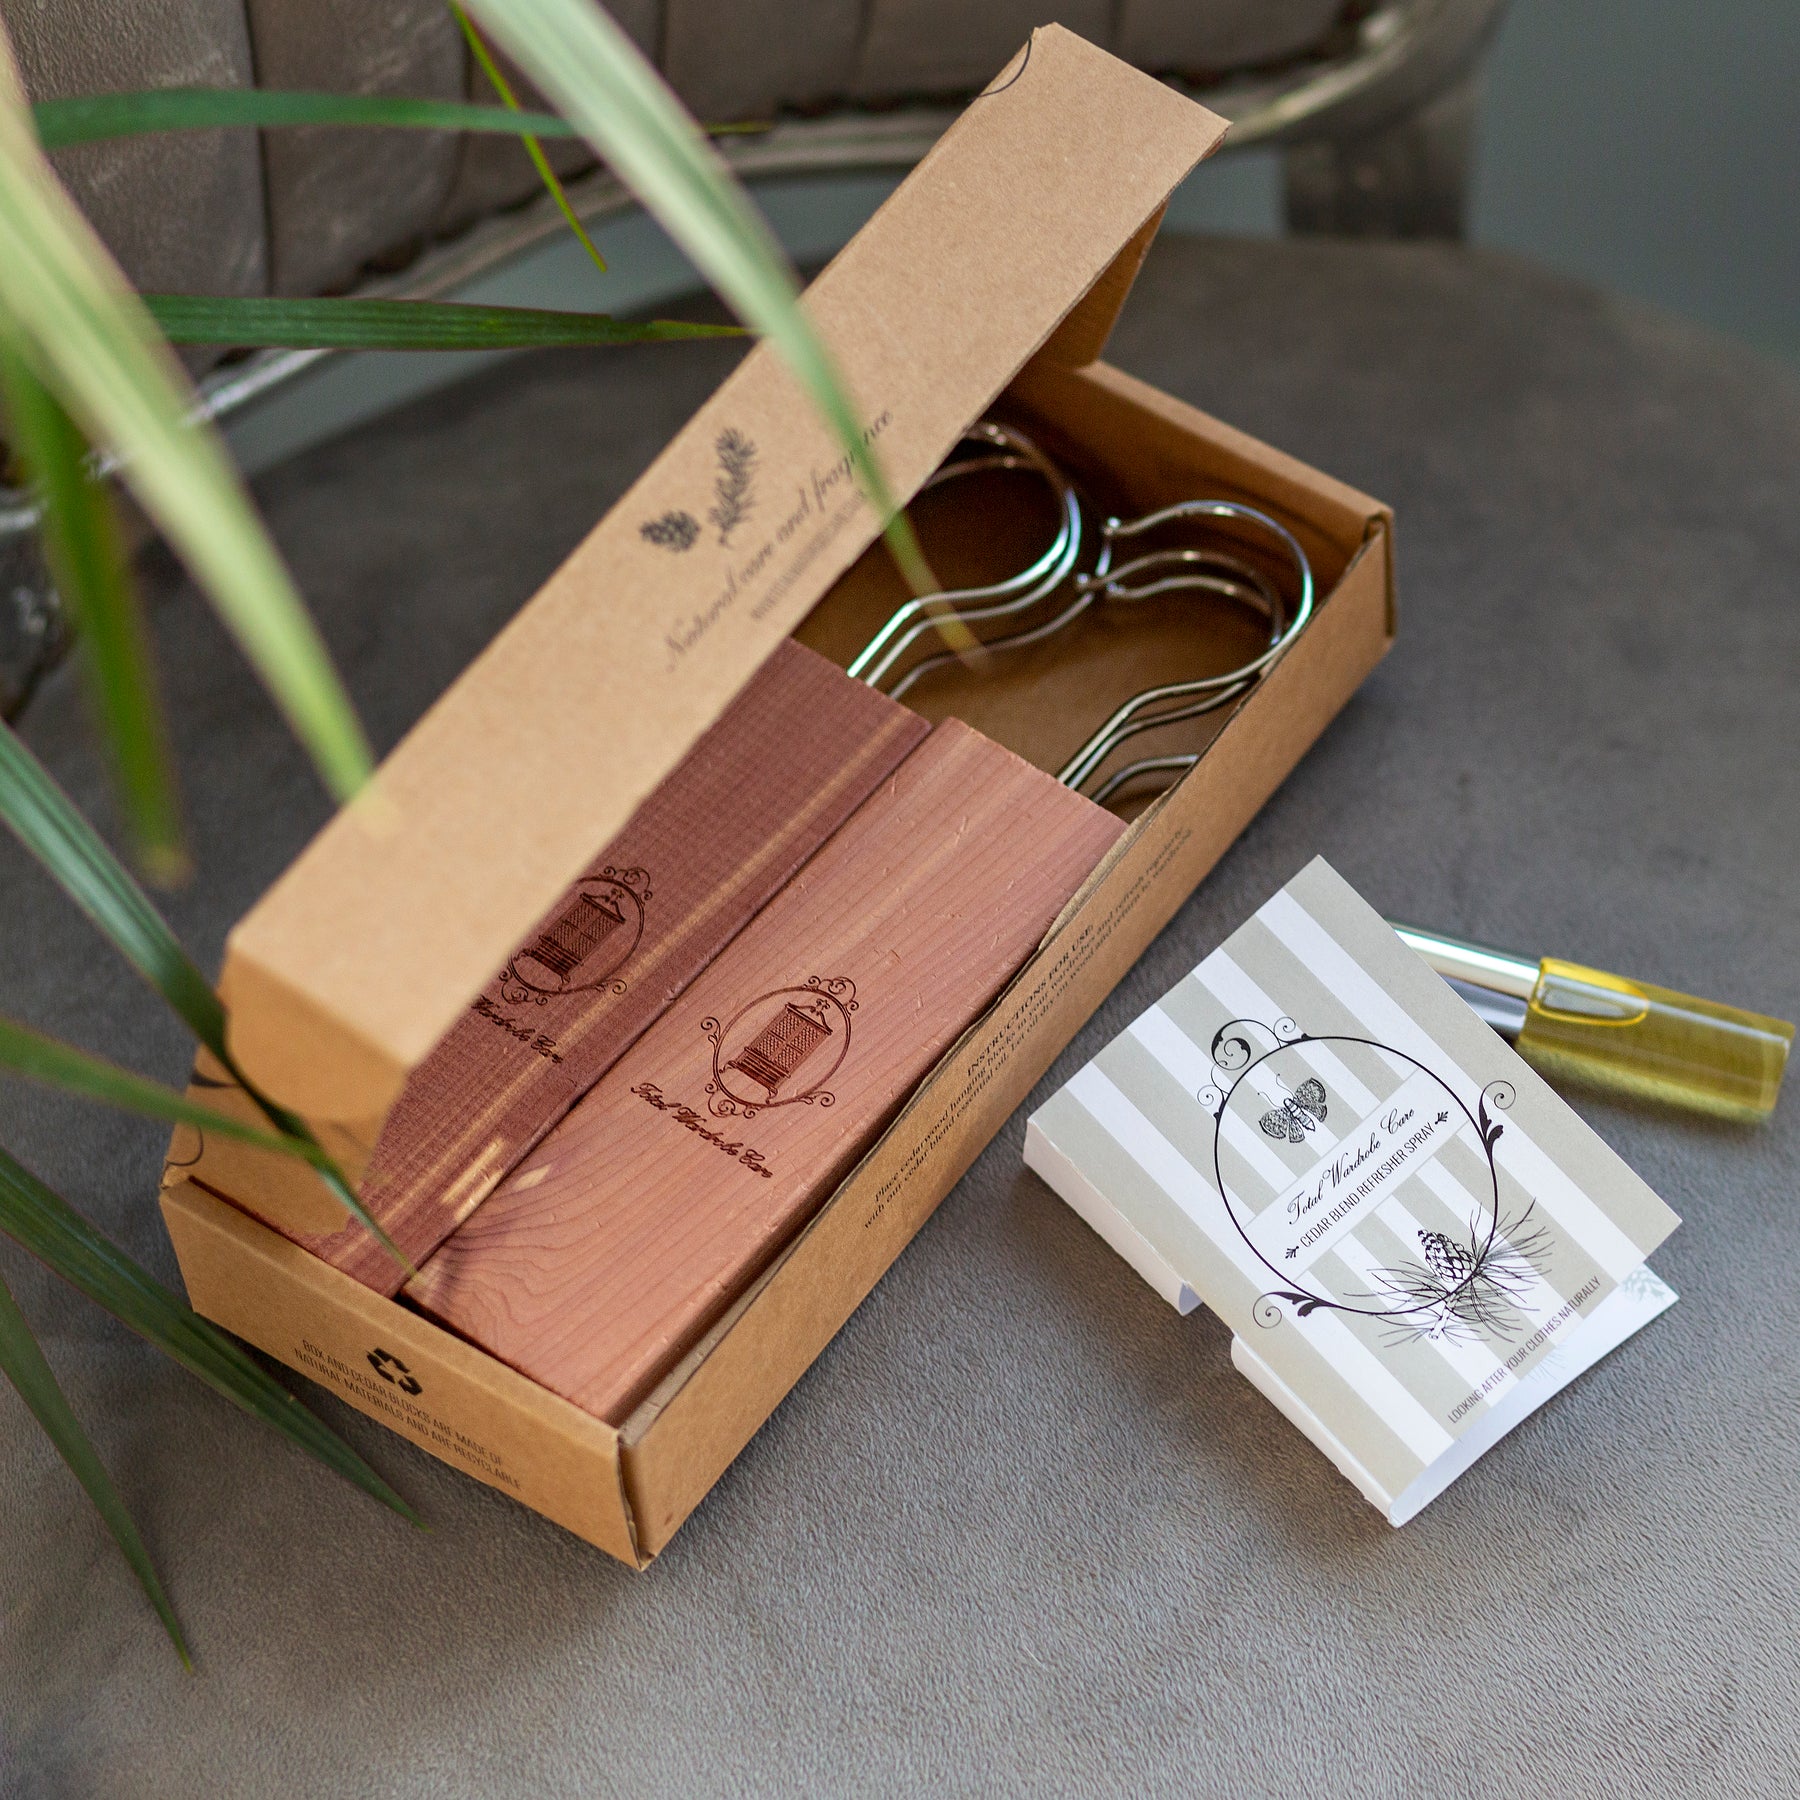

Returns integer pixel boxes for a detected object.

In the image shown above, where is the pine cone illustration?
[640,509,700,552]
[1420,1230,1475,1284]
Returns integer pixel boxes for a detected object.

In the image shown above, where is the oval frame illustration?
[703,976,857,1120]
[1198,1016,1521,1335]
[499,866,652,1006]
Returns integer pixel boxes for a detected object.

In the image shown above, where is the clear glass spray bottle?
[1392,924,1793,1122]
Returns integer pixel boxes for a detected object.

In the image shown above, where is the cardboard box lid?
[218,27,1228,1131]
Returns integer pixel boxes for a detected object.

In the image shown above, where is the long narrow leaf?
[0,1146,418,1524]
[0,29,372,800]
[0,335,186,884]
[32,87,576,150]
[0,1267,188,1661]
[457,0,950,616]
[144,294,741,351]
[0,1014,329,1163]
[223,1095,412,1275]
[0,721,222,1051]
[455,5,608,277]
[0,725,406,1266]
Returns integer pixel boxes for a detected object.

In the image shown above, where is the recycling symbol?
[366,1348,422,1396]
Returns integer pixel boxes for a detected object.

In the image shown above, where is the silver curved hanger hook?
[886,520,1282,702]
[842,427,1317,814]
[1057,500,1315,801]
[847,422,1083,691]
[1088,752,1206,809]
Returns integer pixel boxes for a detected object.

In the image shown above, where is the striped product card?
[1026,857,1679,1521]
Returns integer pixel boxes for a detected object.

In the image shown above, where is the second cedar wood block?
[232,642,926,1293]
[406,719,1126,1424]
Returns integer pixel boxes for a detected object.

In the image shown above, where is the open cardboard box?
[158,27,1394,1566]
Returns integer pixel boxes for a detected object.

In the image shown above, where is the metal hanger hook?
[1058,500,1315,800]
[848,422,1084,690]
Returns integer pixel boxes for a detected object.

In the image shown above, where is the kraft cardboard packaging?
[160,26,1398,1565]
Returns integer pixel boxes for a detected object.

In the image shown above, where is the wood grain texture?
[246,642,927,1292]
[406,720,1125,1425]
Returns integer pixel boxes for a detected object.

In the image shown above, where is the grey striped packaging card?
[1026,858,1680,1525]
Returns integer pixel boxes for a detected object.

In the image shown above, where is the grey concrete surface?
[1,234,1797,1796]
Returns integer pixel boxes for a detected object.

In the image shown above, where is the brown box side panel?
[161,1181,643,1566]
[621,488,1394,1555]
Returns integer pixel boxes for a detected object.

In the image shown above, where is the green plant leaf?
[456,0,951,620]
[0,1264,189,1662]
[0,1013,331,1163]
[0,334,187,885]
[454,4,608,277]
[0,1145,419,1525]
[225,1098,411,1275]
[0,30,372,801]
[0,721,223,1051]
[0,723,408,1269]
[32,87,577,150]
[143,294,742,351]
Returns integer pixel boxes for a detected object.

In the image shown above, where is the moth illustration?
[1259,1077,1328,1144]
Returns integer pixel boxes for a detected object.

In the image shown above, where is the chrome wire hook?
[888,504,1286,701]
[840,423,1318,812]
[847,422,1083,692]
[1056,501,1315,802]
[1086,753,1208,808]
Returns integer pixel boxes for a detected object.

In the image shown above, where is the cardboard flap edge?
[222,27,1228,1127]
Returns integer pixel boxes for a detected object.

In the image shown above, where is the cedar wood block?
[407,720,1126,1423]
[181,642,926,1290]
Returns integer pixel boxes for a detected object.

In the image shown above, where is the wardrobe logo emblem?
[1198,1012,1555,1349]
[498,866,652,1006]
[703,976,857,1120]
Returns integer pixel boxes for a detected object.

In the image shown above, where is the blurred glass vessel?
[1392,924,1793,1122]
